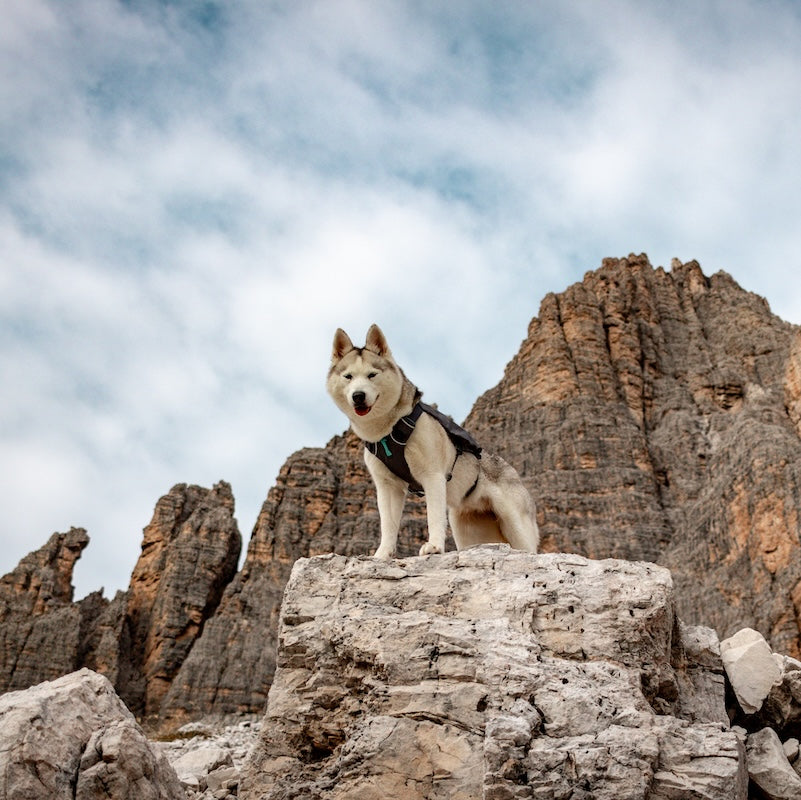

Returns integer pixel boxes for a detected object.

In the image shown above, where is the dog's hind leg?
[496,502,539,553]
[450,509,506,550]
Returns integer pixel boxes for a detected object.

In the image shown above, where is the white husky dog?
[326,324,539,558]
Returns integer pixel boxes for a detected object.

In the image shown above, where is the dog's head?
[326,324,404,423]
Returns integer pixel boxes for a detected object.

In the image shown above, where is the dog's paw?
[373,547,394,559]
[419,542,443,556]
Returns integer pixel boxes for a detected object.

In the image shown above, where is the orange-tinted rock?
[0,483,241,720]
[467,254,801,656]
[0,529,95,691]
[161,255,801,723]
[4,255,801,726]
[115,481,241,718]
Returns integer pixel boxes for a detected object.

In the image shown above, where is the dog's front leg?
[370,470,407,559]
[419,475,447,556]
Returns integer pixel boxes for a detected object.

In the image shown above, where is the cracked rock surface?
[0,668,183,799]
[240,546,746,799]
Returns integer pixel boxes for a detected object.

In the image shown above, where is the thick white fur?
[326,324,539,558]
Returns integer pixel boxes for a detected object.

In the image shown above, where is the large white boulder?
[746,727,801,800]
[0,668,183,800]
[720,627,782,714]
[241,547,746,799]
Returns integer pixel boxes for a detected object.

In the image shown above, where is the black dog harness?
[365,402,482,497]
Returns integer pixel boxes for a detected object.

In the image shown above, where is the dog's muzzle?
[352,391,371,416]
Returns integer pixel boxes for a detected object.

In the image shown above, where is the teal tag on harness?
[380,438,392,457]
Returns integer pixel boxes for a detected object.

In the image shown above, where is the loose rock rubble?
[155,719,262,799]
[721,627,801,799]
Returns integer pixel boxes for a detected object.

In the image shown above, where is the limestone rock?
[785,329,801,437]
[746,727,801,800]
[0,526,88,617]
[0,482,241,724]
[675,623,729,726]
[185,254,801,728]
[0,668,183,799]
[240,546,745,799]
[169,254,801,725]
[760,654,801,734]
[171,745,233,791]
[155,718,261,799]
[723,638,801,735]
[782,736,799,763]
[5,254,801,734]
[720,627,782,715]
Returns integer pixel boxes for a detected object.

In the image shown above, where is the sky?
[2,0,801,601]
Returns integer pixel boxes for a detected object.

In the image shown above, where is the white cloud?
[2,0,801,598]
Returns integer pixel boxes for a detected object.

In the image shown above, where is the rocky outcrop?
[465,255,801,657]
[11,552,801,798]
[240,546,746,799]
[717,626,801,798]
[0,482,241,722]
[0,527,105,691]
[785,329,801,437]
[178,254,801,725]
[4,255,801,733]
[746,727,801,800]
[0,526,88,616]
[0,668,183,799]
[116,481,242,719]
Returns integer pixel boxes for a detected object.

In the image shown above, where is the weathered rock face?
[178,255,801,725]
[0,527,103,691]
[4,255,801,733]
[0,668,183,800]
[0,526,88,618]
[240,546,746,799]
[0,482,242,722]
[119,254,801,725]
[161,434,429,724]
[464,255,801,656]
[115,481,242,719]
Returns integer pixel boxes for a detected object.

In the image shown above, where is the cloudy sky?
[2,0,801,601]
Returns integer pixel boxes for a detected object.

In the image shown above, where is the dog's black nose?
[352,391,366,406]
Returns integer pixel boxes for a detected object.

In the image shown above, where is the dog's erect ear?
[364,324,391,357]
[331,328,354,362]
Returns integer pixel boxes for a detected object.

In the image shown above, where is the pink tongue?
[355,407,371,416]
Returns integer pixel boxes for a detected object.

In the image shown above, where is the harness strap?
[365,403,425,494]
[364,402,481,498]
[463,470,480,499]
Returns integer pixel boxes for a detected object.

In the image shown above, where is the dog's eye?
[343,373,352,381]
[367,372,377,379]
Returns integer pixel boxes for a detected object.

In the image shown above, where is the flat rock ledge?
[240,545,747,800]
